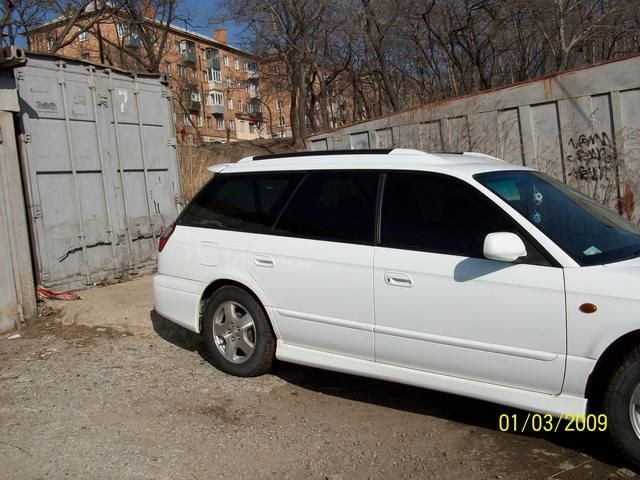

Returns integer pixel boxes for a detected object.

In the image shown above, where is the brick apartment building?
[28,12,292,144]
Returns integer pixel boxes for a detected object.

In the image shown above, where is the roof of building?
[208,148,531,179]
[27,10,256,59]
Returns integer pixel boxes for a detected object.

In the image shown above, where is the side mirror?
[483,232,527,263]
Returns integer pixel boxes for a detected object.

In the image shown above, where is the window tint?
[179,173,302,233]
[274,172,379,244]
[381,172,546,262]
[476,170,640,266]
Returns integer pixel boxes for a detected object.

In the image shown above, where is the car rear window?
[178,172,303,233]
[273,171,379,244]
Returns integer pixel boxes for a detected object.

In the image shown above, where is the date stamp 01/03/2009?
[498,413,608,433]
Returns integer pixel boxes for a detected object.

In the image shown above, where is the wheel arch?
[586,329,640,408]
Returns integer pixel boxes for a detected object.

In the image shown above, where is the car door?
[373,171,566,394]
[248,171,379,360]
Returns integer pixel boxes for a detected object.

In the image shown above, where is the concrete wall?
[307,56,640,223]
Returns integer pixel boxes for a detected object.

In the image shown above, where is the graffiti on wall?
[565,132,615,182]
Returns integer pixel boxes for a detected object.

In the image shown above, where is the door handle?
[384,271,414,287]
[254,255,275,268]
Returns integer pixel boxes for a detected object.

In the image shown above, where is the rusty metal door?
[0,108,36,333]
[15,54,182,291]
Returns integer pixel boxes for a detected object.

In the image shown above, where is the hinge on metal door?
[32,204,42,221]
[22,133,31,144]
[41,270,50,282]
[97,94,109,107]
[15,71,24,81]
[167,137,177,146]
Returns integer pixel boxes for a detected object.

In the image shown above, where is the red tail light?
[158,224,175,252]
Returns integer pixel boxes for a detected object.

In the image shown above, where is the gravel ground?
[0,301,638,479]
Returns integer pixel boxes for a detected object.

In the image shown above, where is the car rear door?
[248,170,379,360]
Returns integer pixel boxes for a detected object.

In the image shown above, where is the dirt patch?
[1,302,637,479]
[11,304,132,350]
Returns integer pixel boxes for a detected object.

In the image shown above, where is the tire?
[202,286,275,377]
[603,346,640,469]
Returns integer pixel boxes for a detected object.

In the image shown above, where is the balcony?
[187,99,201,111]
[182,49,196,65]
[180,41,197,65]
[205,104,225,115]
[236,111,263,123]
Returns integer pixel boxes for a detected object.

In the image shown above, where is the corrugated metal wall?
[15,54,183,291]
[307,56,640,223]
[0,62,36,333]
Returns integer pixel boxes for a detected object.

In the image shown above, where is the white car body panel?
[247,234,375,359]
[373,248,566,394]
[152,150,640,418]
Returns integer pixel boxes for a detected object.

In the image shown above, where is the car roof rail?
[462,151,505,162]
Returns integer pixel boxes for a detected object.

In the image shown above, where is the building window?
[216,118,224,130]
[243,60,256,73]
[182,113,190,125]
[207,68,221,83]
[177,64,185,78]
[227,98,233,110]
[206,117,213,128]
[223,55,229,67]
[195,114,202,127]
[278,116,285,126]
[81,53,90,60]
[164,62,171,74]
[228,120,236,131]
[78,29,88,42]
[181,89,190,102]
[47,37,55,51]
[116,23,136,39]
[276,99,284,110]
[248,102,261,114]
[274,65,281,75]
[206,90,223,105]
[237,99,243,112]
[203,70,207,81]
[234,58,240,70]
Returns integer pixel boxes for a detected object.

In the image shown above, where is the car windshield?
[475,170,640,266]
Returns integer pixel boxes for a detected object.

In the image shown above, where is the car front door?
[373,171,566,394]
[248,170,379,360]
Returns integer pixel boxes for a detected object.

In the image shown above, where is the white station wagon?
[154,149,640,466]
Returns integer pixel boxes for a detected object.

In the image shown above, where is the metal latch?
[32,204,42,221]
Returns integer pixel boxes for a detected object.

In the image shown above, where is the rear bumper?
[153,274,206,333]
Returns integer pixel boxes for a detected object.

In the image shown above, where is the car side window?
[274,171,379,244]
[179,173,303,233]
[381,172,549,264]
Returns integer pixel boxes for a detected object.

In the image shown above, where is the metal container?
[0,47,36,333]
[307,55,640,223]
[15,53,183,291]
